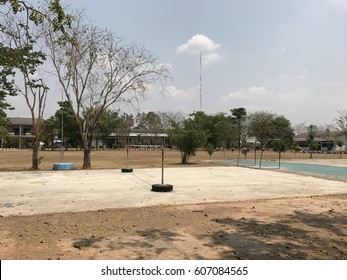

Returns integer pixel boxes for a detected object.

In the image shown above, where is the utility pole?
[199,49,202,111]
[59,91,64,163]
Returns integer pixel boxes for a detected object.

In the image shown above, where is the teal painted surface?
[219,160,347,178]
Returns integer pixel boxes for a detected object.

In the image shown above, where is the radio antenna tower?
[199,49,203,111]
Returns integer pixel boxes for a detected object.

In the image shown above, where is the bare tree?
[43,11,170,168]
[292,122,307,136]
[0,9,49,169]
[335,109,347,136]
[319,124,335,154]
[115,113,134,148]
[158,111,186,130]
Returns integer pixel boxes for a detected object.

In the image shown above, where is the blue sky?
[7,0,347,126]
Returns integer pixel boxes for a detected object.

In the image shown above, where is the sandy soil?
[1,150,346,260]
[1,194,346,260]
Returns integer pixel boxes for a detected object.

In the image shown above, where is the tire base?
[151,184,173,192]
[121,168,133,173]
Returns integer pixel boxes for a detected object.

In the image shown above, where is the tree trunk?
[181,152,188,164]
[31,139,41,170]
[83,148,92,169]
[81,132,93,169]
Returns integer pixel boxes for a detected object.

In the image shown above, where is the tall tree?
[115,113,134,148]
[135,111,163,144]
[0,44,17,116]
[293,122,307,136]
[248,111,275,149]
[93,109,120,149]
[43,11,170,169]
[306,124,319,159]
[248,111,293,165]
[335,109,347,137]
[43,101,81,149]
[158,111,186,131]
[272,115,293,149]
[136,112,162,130]
[187,111,230,149]
[0,110,8,148]
[169,118,207,164]
[230,107,247,150]
[0,0,71,114]
[207,113,230,149]
[1,5,49,169]
[0,0,71,169]
[319,124,335,153]
[271,115,294,159]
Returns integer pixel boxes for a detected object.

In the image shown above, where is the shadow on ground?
[200,210,347,259]
[71,228,185,259]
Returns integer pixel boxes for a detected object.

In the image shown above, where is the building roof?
[110,130,168,138]
[293,131,345,142]
[8,117,34,126]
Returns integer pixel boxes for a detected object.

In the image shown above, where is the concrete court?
[0,166,347,217]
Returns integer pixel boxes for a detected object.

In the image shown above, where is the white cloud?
[165,85,198,100]
[177,34,221,54]
[321,80,342,87]
[280,70,310,82]
[223,86,315,105]
[280,87,313,101]
[176,34,224,66]
[203,52,224,66]
[219,86,335,124]
[223,86,272,102]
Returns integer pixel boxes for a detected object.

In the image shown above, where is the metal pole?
[60,92,64,163]
[237,148,241,166]
[161,145,164,185]
[259,149,263,169]
[254,139,257,166]
[126,146,129,168]
[279,151,281,169]
[199,49,202,111]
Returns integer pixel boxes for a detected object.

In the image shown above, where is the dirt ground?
[1,194,346,260]
[1,150,347,260]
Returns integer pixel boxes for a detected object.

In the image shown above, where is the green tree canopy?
[43,101,81,148]
[272,115,294,152]
[169,116,208,164]
[188,111,230,149]
[94,109,120,148]
[135,111,163,131]
[248,111,276,148]
[306,124,319,158]
[230,107,247,149]
[0,0,72,169]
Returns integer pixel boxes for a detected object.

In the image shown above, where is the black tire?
[121,168,133,173]
[151,184,173,192]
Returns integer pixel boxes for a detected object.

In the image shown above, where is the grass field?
[0,148,346,171]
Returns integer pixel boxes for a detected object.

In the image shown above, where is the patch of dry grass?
[0,148,346,171]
